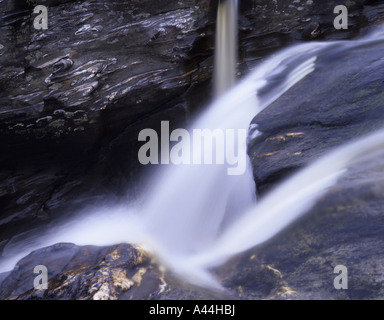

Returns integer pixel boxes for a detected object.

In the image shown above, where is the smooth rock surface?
[219,150,384,300]
[249,30,384,195]
[0,243,165,300]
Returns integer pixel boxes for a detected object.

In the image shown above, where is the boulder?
[219,150,384,300]
[0,243,165,300]
[249,30,384,195]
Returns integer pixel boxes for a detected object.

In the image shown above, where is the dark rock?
[0,0,218,260]
[219,151,384,299]
[249,32,384,195]
[0,242,235,300]
[0,243,165,300]
[239,2,384,300]
[237,0,378,71]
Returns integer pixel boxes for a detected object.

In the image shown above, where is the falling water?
[139,42,330,259]
[2,6,384,292]
[214,0,238,96]
[0,42,332,268]
[185,129,384,273]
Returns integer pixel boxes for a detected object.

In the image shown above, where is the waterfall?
[1,6,384,293]
[214,0,238,96]
[128,28,384,287]
[186,129,384,273]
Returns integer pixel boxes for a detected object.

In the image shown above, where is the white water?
[2,10,384,291]
[138,40,331,259]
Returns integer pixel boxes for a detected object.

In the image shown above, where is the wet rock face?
[248,34,384,195]
[240,2,384,300]
[0,0,217,259]
[219,152,384,300]
[0,0,215,138]
[238,0,382,71]
[0,0,379,140]
[0,243,165,300]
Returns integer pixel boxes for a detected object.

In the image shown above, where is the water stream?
[214,0,238,96]
[1,2,384,292]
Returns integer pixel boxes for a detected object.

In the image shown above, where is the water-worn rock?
[0,0,218,261]
[0,243,165,300]
[249,29,384,195]
[0,241,234,300]
[218,150,384,300]
[238,0,383,71]
[240,3,384,300]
